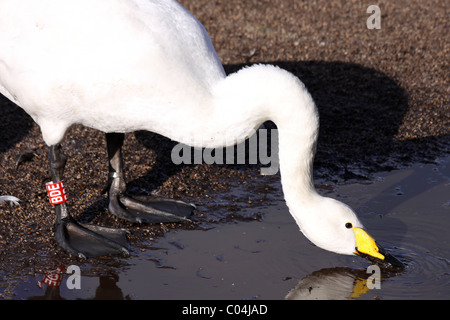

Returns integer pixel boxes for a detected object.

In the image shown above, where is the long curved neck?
[272,86,320,207]
[209,65,320,204]
[276,110,319,203]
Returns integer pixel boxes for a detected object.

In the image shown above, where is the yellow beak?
[353,227,385,260]
[353,227,404,269]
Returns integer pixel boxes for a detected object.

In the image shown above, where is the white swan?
[0,0,402,266]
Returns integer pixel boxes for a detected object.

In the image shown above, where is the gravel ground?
[0,0,448,284]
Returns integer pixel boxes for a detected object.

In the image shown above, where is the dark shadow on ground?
[0,97,34,153]
[132,60,449,192]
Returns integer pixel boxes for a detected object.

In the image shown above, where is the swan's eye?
[345,222,353,229]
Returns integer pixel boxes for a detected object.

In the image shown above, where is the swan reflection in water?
[28,265,404,300]
[29,274,124,300]
[285,266,401,300]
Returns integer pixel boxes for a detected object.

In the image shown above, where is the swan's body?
[0,0,402,265]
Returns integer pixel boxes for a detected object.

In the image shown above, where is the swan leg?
[48,144,129,258]
[105,133,194,224]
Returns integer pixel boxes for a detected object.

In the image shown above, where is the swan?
[0,0,402,266]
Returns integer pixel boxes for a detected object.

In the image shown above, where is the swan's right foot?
[105,132,194,225]
[55,216,129,259]
[108,191,194,224]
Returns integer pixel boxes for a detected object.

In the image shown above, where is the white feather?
[0,196,20,206]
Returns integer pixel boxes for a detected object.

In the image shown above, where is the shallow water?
[3,157,450,300]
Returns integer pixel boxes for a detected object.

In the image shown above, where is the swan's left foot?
[106,132,194,224]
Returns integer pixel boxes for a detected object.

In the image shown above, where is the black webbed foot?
[109,191,195,224]
[55,216,130,259]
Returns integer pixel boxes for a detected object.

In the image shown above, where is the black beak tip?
[382,251,405,270]
[372,243,405,270]
[358,250,405,270]
[357,243,405,270]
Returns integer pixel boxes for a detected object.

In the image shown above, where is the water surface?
[3,157,450,300]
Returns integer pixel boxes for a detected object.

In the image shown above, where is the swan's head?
[296,196,403,268]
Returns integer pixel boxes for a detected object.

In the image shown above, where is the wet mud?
[1,157,449,299]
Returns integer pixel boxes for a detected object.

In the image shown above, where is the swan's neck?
[209,65,321,207]
[276,111,319,204]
